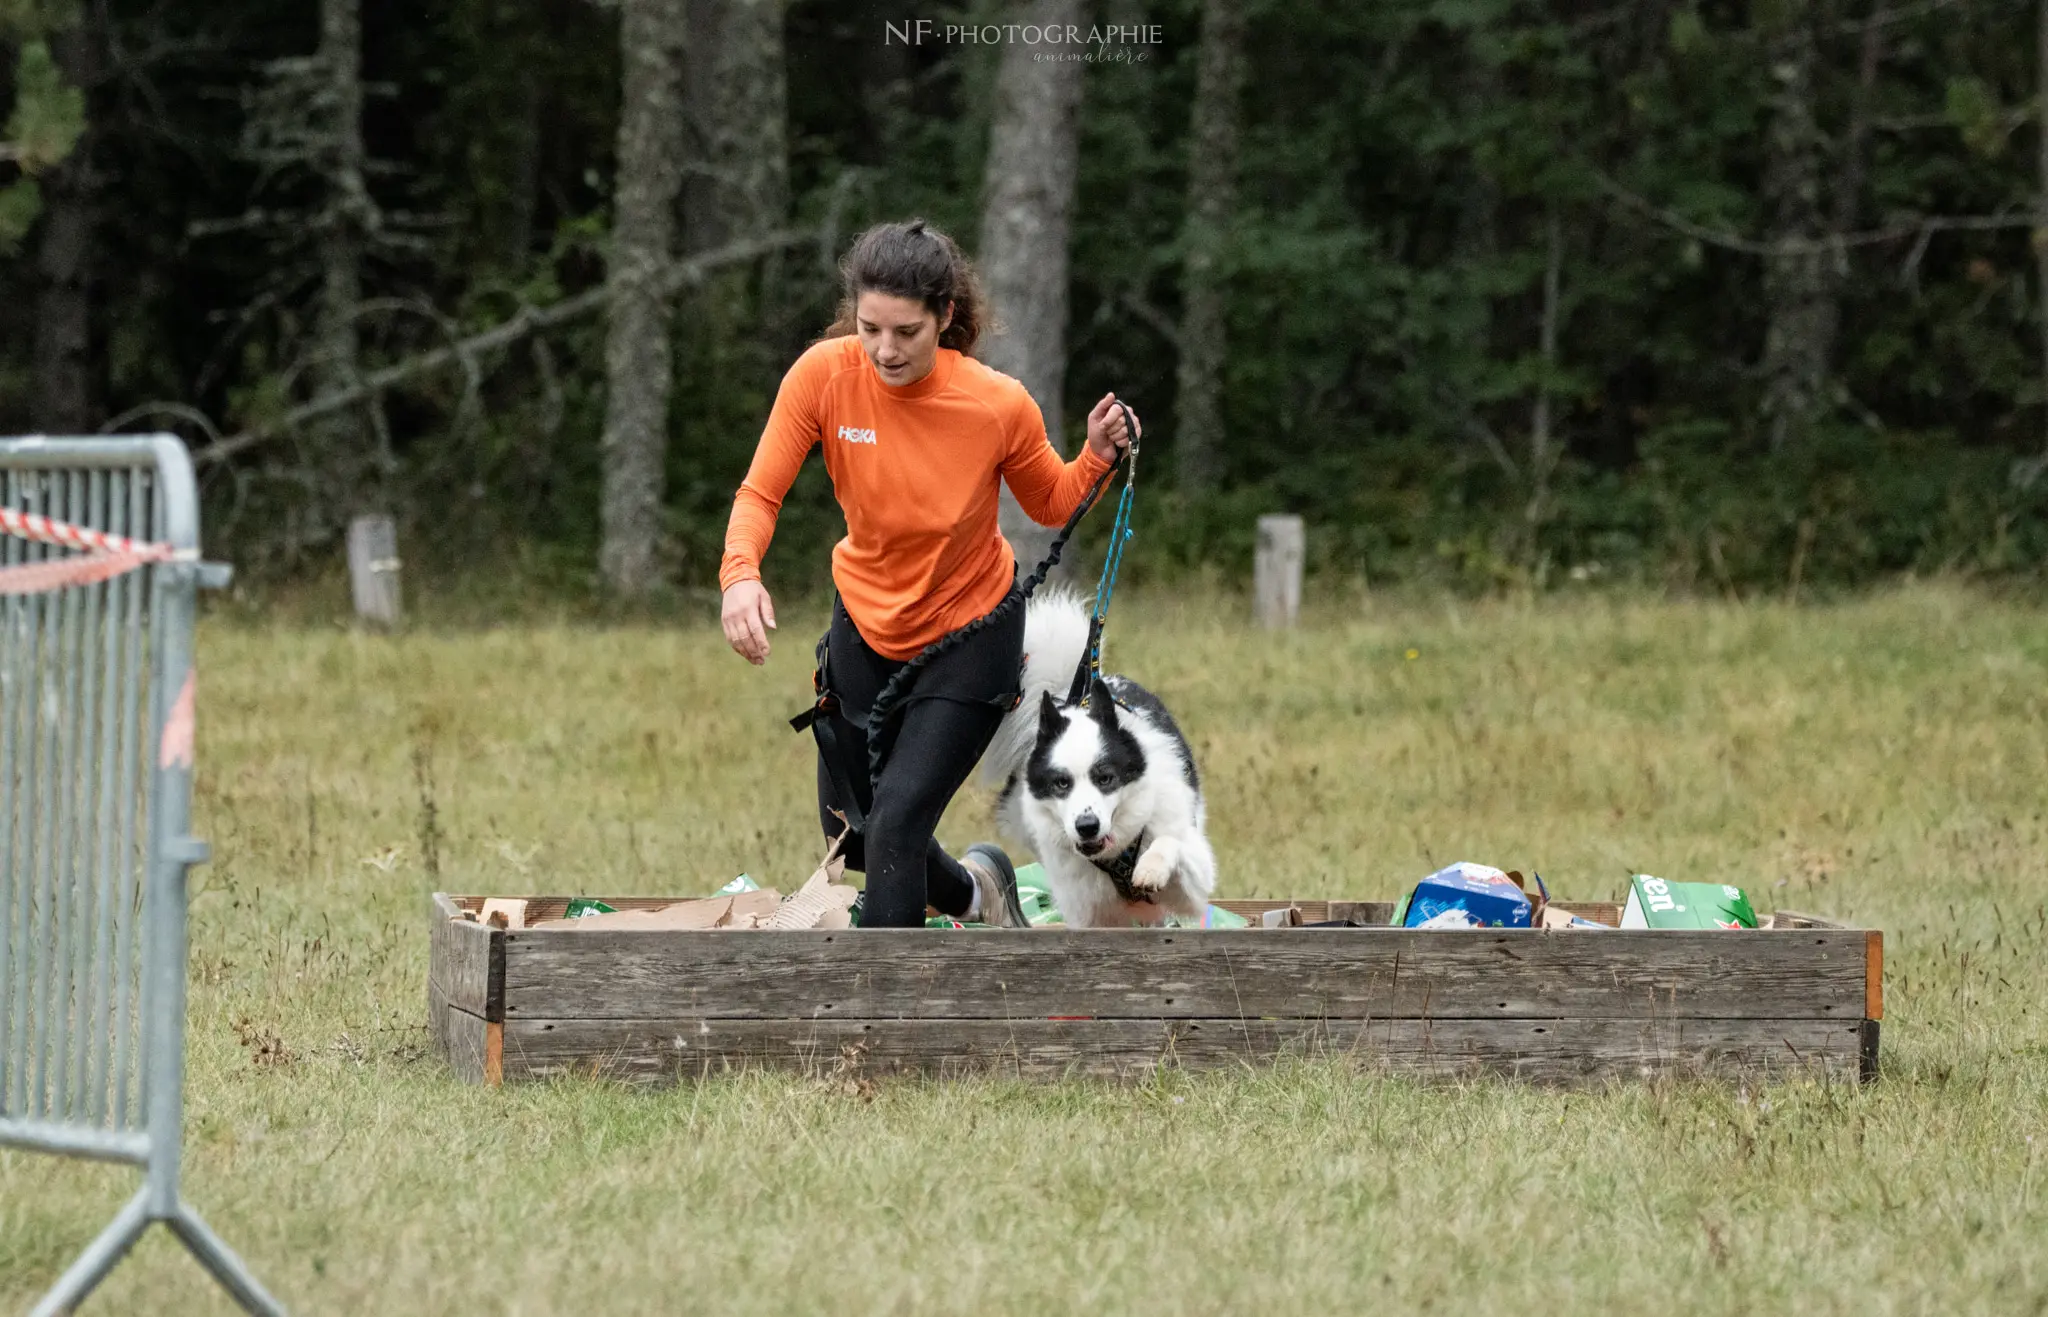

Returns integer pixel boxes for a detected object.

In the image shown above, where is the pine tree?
[599,0,686,596]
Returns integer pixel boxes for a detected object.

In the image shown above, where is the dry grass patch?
[4,582,2045,1313]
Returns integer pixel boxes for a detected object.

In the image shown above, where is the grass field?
[4,582,2047,1314]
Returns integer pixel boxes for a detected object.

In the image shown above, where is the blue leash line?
[1079,399,1140,697]
[1086,481,1135,680]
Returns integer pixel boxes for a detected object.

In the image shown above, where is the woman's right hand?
[721,580,777,665]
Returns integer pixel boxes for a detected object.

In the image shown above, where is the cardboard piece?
[479,898,527,930]
[764,832,857,929]
[1259,906,1305,928]
[765,874,859,930]
[1401,862,1533,928]
[527,834,858,933]
[1619,876,1757,929]
[529,889,783,932]
[1539,905,1611,930]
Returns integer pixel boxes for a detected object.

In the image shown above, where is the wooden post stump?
[347,514,402,628]
[1254,514,1303,629]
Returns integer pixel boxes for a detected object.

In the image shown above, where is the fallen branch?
[189,229,816,467]
[1592,168,2038,259]
[1117,289,1183,352]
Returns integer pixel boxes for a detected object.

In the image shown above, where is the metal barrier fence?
[0,436,284,1316]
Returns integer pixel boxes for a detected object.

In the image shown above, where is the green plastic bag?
[1014,862,1064,926]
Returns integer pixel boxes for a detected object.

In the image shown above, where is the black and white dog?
[980,590,1217,927]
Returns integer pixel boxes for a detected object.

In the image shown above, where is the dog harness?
[1090,829,1155,904]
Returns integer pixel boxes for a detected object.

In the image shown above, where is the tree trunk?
[978,0,1087,575]
[1527,206,1563,548]
[2037,0,2048,464]
[599,0,687,596]
[681,0,792,356]
[682,0,789,257]
[859,0,915,166]
[497,65,542,273]
[31,20,101,434]
[1833,6,1884,248]
[313,0,374,511]
[1758,0,1830,452]
[1174,0,1245,495]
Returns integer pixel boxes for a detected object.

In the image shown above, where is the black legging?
[815,594,1024,927]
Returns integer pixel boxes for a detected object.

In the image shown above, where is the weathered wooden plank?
[429,896,503,1021]
[484,896,1396,925]
[1771,910,1848,930]
[501,928,1869,1022]
[499,1015,1869,1086]
[427,973,450,1060]
[1327,901,1394,925]
[1210,900,1616,927]
[1215,900,1400,925]
[1218,899,1328,922]
[428,894,457,1061]
[443,1003,490,1085]
[347,513,402,628]
[1254,514,1304,629]
[1554,901,1623,926]
[454,896,1669,930]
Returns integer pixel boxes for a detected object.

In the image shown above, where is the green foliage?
[1944,77,2011,159]
[0,38,83,252]
[0,175,38,255]
[0,39,80,172]
[0,0,2042,592]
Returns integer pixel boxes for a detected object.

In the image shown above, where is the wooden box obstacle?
[428,893,1882,1087]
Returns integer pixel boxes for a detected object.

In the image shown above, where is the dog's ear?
[1088,677,1118,726]
[1036,690,1068,739]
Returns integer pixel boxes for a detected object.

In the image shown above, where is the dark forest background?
[4,0,2047,599]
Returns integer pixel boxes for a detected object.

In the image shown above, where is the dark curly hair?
[821,218,991,356]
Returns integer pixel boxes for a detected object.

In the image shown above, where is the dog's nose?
[1074,811,1100,840]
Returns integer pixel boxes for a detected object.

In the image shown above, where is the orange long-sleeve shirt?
[721,335,1112,659]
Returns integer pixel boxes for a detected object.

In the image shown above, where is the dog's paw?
[1131,846,1175,892]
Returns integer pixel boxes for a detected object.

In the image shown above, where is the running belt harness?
[790,400,1140,843]
[1090,828,1154,903]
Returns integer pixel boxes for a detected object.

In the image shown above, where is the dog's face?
[1025,678,1148,859]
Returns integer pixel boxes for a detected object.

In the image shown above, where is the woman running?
[719,218,1138,928]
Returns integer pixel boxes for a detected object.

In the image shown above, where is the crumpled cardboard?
[479,898,528,930]
[520,834,859,932]
[1538,904,1612,930]
[527,889,782,931]
[764,834,858,929]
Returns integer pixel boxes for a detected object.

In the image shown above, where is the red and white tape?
[0,507,183,596]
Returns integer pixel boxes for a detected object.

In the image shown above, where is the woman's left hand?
[1085,393,1141,465]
